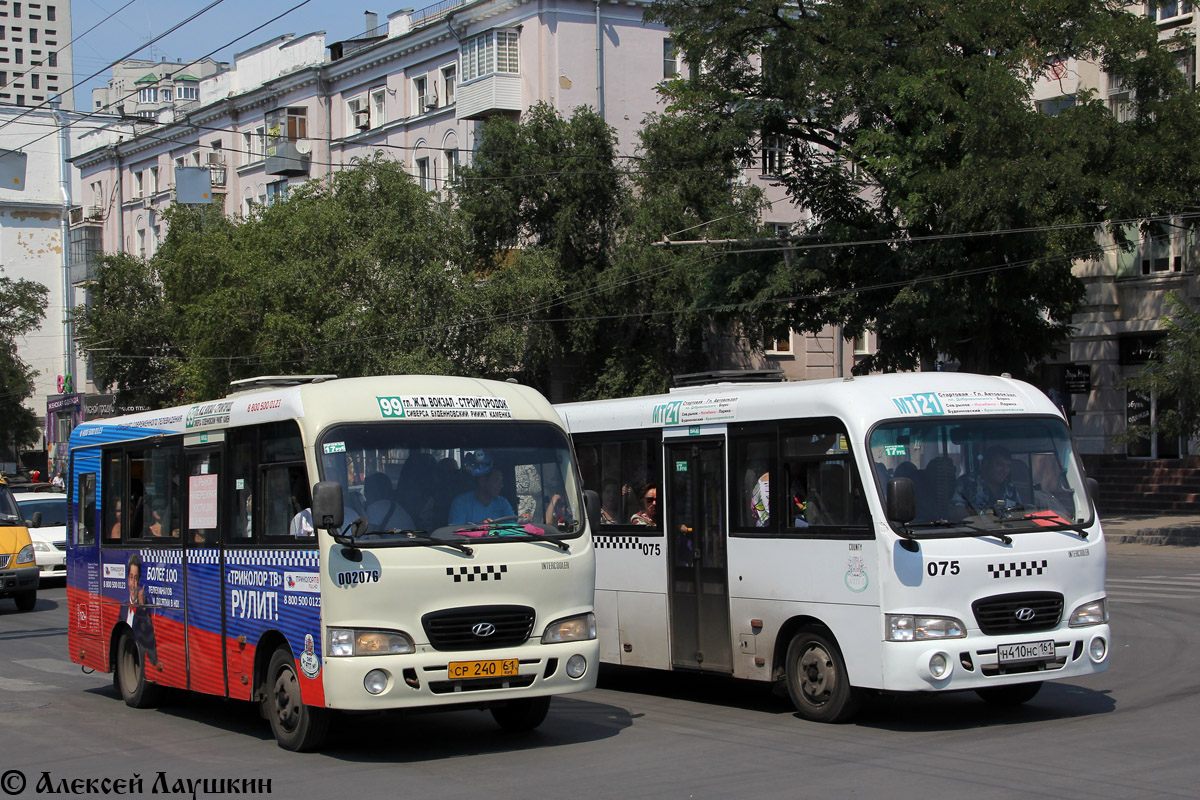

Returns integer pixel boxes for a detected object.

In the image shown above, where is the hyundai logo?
[471,622,497,637]
[1014,607,1036,622]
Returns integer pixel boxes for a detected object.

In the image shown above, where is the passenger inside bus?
[599,479,624,524]
[630,482,659,526]
[364,471,414,532]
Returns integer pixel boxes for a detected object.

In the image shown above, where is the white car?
[13,491,67,580]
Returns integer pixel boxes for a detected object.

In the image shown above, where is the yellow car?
[0,477,38,611]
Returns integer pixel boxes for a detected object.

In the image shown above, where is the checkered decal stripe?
[139,549,184,564]
[595,536,652,550]
[446,565,507,582]
[987,560,1048,578]
[186,549,220,565]
[224,549,320,568]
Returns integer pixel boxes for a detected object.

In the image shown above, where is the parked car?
[13,491,66,580]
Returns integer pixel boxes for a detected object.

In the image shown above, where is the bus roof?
[555,372,1063,435]
[70,375,561,449]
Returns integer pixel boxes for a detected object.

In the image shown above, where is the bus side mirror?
[31,511,43,528]
[583,489,601,532]
[886,478,915,524]
[312,482,344,531]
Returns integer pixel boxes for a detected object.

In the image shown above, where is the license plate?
[447,659,520,680]
[997,639,1056,665]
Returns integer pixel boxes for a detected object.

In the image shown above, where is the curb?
[1111,528,1200,546]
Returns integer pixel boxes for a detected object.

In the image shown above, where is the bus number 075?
[927,560,960,576]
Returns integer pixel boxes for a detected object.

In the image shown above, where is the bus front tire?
[14,590,36,611]
[263,647,330,752]
[490,696,551,732]
[976,682,1042,707]
[785,628,862,723]
[114,631,162,709]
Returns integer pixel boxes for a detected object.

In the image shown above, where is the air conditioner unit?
[69,207,83,225]
[423,93,439,110]
[206,152,225,166]
[353,109,370,129]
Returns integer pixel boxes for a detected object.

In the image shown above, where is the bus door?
[665,439,732,672]
[67,459,106,672]
[183,443,227,696]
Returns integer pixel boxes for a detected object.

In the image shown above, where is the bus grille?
[0,555,9,568]
[972,592,1063,635]
[421,605,535,651]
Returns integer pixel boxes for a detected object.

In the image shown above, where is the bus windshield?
[0,485,20,524]
[318,422,583,546]
[869,415,1092,535]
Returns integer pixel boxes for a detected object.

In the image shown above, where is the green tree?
[77,157,477,403]
[648,0,1200,376]
[0,270,49,450]
[1121,292,1200,444]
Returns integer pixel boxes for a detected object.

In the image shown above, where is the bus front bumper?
[320,639,600,710]
[0,565,39,597]
[877,624,1111,693]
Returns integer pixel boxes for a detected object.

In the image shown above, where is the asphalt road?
[1,543,1197,799]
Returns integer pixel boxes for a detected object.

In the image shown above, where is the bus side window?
[103,450,124,542]
[261,464,311,539]
[731,430,776,532]
[228,432,255,542]
[77,473,97,546]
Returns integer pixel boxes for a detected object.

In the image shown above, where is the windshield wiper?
[387,530,474,555]
[455,520,571,552]
[902,518,1012,545]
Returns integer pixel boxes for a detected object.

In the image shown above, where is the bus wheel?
[14,590,36,612]
[976,682,1042,707]
[490,696,551,732]
[114,631,162,709]
[263,648,329,752]
[785,628,862,723]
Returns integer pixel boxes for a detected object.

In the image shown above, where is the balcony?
[265,139,312,177]
[456,74,522,120]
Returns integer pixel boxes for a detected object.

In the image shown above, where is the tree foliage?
[648,0,1200,376]
[0,270,49,449]
[1122,292,1200,443]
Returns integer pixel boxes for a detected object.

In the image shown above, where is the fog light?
[364,668,389,694]
[929,652,950,679]
[1088,636,1108,663]
[565,654,587,679]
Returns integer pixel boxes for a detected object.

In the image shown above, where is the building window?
[1139,217,1198,274]
[148,166,159,195]
[416,157,431,191]
[266,179,288,205]
[761,136,784,176]
[347,96,367,131]
[460,29,519,82]
[47,5,54,22]
[1036,95,1075,116]
[765,330,793,356]
[28,71,34,88]
[14,47,20,63]
[138,86,157,103]
[26,25,31,42]
[285,107,306,140]
[1150,2,1193,22]
[133,170,143,198]
[161,88,172,102]
[46,50,53,67]
[413,75,430,114]
[663,38,678,78]
[177,85,198,100]
[444,148,458,185]
[243,125,265,164]
[370,87,386,127]
[443,65,455,104]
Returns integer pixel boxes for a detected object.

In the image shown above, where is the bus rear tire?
[263,647,330,752]
[976,682,1042,707]
[785,628,862,723]
[490,696,551,731]
[114,631,162,709]
[14,590,36,611]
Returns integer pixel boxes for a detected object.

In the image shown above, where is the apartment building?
[0,0,71,109]
[1025,2,1200,465]
[91,57,228,121]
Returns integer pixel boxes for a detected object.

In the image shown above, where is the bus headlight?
[541,613,596,644]
[328,628,415,657]
[16,544,35,565]
[1069,599,1108,628]
[886,614,966,641]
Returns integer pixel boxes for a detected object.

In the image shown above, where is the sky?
[69,0,401,107]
